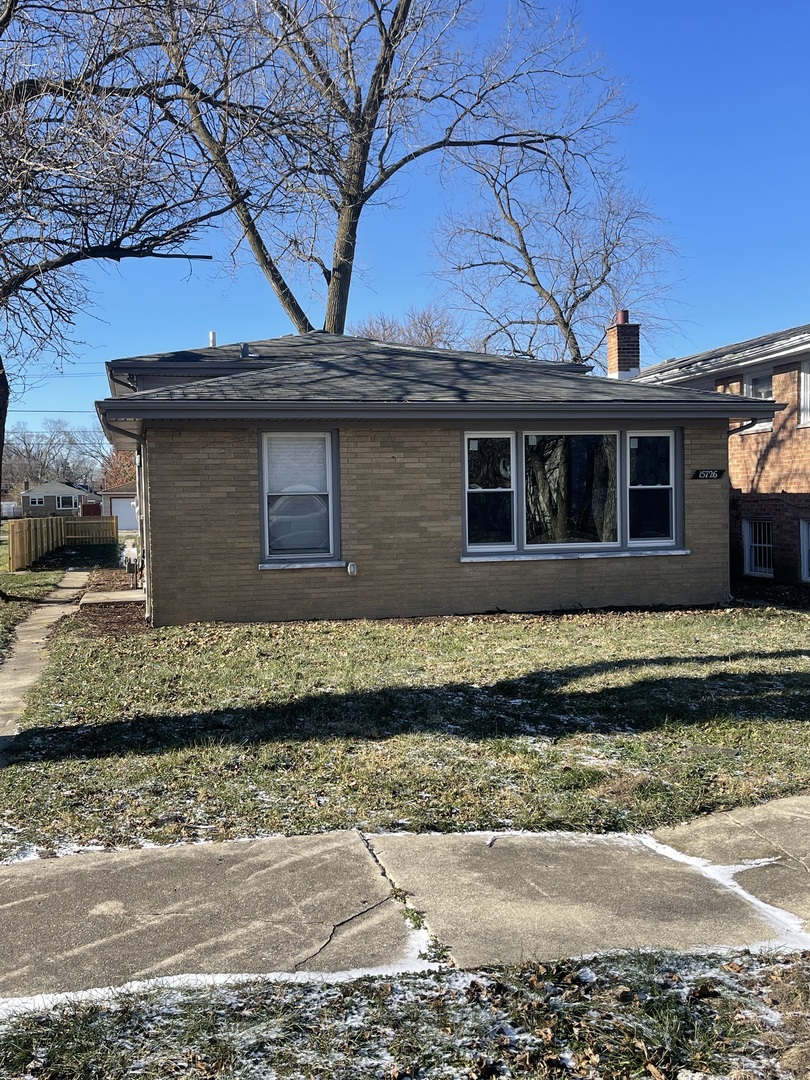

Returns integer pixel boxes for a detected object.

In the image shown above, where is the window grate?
[743,519,773,577]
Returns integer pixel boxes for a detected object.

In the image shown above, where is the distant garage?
[101,486,138,531]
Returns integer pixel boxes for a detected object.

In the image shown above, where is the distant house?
[96,331,777,627]
[635,322,808,585]
[20,481,101,519]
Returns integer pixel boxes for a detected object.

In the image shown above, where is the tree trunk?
[324,201,362,334]
[0,355,9,602]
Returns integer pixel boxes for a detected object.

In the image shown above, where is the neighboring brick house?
[20,481,101,518]
[634,322,809,585]
[96,332,776,627]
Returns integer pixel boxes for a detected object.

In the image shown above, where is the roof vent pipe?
[209,331,217,348]
[240,342,250,358]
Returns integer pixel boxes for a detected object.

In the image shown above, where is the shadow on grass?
[7,658,810,765]
[31,543,120,571]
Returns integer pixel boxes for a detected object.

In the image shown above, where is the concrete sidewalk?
[0,796,809,1001]
[0,571,89,758]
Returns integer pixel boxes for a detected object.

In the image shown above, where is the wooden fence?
[7,516,118,572]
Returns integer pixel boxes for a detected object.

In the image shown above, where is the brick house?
[96,333,776,626]
[20,481,101,518]
[634,321,808,585]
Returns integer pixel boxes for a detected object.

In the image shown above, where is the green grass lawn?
[1,602,809,859]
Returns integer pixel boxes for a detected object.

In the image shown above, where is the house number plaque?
[691,469,725,480]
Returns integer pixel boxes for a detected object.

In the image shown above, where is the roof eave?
[97,397,784,425]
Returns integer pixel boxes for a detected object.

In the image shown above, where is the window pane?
[266,435,327,492]
[629,488,672,540]
[268,494,330,553]
[629,436,670,486]
[467,491,513,545]
[525,434,617,544]
[749,375,773,400]
[467,437,512,489]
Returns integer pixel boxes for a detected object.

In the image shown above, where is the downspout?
[102,420,151,623]
[728,418,765,437]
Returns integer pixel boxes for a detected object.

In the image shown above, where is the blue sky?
[9,0,810,430]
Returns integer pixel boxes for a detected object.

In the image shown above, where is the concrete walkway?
[0,571,89,759]
[0,796,809,1002]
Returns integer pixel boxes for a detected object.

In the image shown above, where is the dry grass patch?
[1,605,809,858]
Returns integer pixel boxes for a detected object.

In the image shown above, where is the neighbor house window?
[801,363,810,426]
[263,433,334,559]
[743,371,774,432]
[28,496,44,506]
[743,519,773,577]
[801,520,810,582]
[746,373,773,400]
[465,435,515,547]
[56,495,78,509]
[628,434,674,543]
[464,430,676,554]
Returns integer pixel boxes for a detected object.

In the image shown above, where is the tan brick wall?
[718,363,810,493]
[145,421,730,625]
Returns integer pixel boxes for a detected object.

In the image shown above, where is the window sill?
[461,548,689,563]
[258,559,346,570]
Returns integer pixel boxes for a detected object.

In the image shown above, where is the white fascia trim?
[461,548,690,563]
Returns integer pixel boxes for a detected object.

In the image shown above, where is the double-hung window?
[29,496,44,507]
[628,434,674,543]
[464,430,676,555]
[465,435,515,547]
[263,432,336,561]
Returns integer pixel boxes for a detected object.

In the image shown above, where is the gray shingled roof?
[97,334,781,447]
[636,322,810,386]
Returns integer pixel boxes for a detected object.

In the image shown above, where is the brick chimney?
[606,309,640,380]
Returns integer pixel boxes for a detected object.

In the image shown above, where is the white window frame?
[465,432,517,551]
[800,362,810,427]
[743,519,774,577]
[626,431,676,547]
[801,520,810,583]
[743,370,774,432]
[262,431,335,562]
[56,495,78,509]
[28,495,44,506]
[523,430,620,551]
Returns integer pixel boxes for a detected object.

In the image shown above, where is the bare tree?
[0,0,236,541]
[2,420,108,489]
[439,145,677,366]
[125,0,623,337]
[348,303,467,348]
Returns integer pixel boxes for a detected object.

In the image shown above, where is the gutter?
[97,398,784,424]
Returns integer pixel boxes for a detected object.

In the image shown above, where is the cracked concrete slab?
[365,832,777,968]
[654,796,810,927]
[0,832,410,998]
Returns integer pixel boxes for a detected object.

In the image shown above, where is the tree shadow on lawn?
[7,656,810,765]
